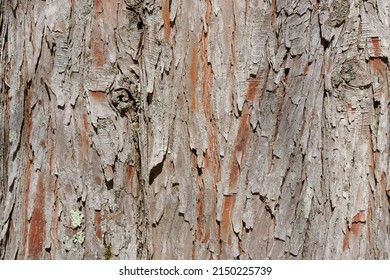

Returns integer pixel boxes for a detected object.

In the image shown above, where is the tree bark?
[1,0,390,260]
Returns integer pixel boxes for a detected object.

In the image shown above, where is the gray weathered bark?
[1,0,390,259]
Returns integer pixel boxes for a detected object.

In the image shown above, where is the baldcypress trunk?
[1,0,390,260]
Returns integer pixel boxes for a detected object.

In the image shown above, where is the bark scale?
[0,0,389,259]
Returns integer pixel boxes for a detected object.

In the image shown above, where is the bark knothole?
[331,59,373,109]
[109,76,140,121]
[331,59,372,89]
[112,88,132,115]
[339,60,357,84]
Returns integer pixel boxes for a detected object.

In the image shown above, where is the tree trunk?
[1,0,390,260]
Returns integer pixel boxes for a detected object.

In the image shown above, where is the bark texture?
[1,0,390,259]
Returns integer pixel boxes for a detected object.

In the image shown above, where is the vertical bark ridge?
[1,0,390,260]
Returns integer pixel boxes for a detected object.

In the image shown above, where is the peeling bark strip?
[0,0,146,260]
[28,173,45,259]
[162,0,170,40]
[2,0,390,260]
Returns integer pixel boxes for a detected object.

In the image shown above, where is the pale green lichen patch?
[9,129,18,143]
[70,210,84,228]
[72,231,85,244]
